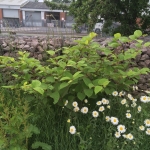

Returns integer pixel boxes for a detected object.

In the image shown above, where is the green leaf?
[134,30,142,38]
[32,142,52,150]
[50,91,60,104]
[60,77,71,81]
[98,78,110,87]
[119,37,129,43]
[45,76,55,83]
[94,86,103,94]
[114,33,121,39]
[28,124,40,135]
[59,82,69,90]
[144,42,150,47]
[129,35,136,40]
[67,60,76,66]
[73,71,84,79]
[84,88,93,97]
[47,50,55,56]
[89,32,97,38]
[33,87,44,95]
[31,80,41,88]
[77,92,86,100]
[108,42,119,48]
[136,40,143,44]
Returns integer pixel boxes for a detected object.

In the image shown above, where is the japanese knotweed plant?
[0,30,149,106]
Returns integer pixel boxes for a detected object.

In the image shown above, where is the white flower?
[119,91,126,97]
[112,91,118,96]
[139,125,145,131]
[121,99,126,105]
[96,101,102,106]
[69,126,76,134]
[111,117,119,125]
[117,124,126,133]
[127,110,130,112]
[127,133,134,140]
[140,96,148,103]
[64,100,68,106]
[144,119,150,127]
[115,131,121,138]
[133,86,138,91]
[72,101,78,107]
[92,111,99,118]
[138,106,142,112]
[131,102,137,107]
[73,107,80,112]
[81,107,88,114]
[122,134,127,138]
[126,113,131,118]
[105,116,110,122]
[102,98,109,105]
[99,106,105,112]
[146,128,150,135]
[107,105,110,109]
[145,90,150,94]
[127,94,133,100]
[84,99,88,103]
[148,97,150,102]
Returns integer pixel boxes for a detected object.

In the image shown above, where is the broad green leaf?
[50,91,60,104]
[144,42,150,47]
[67,60,76,66]
[136,40,143,44]
[28,124,40,135]
[129,35,136,40]
[47,50,55,56]
[89,32,97,38]
[59,82,69,90]
[84,88,93,97]
[60,77,71,81]
[98,78,110,87]
[77,92,86,100]
[32,142,52,150]
[108,42,119,48]
[114,33,121,39]
[31,80,41,88]
[45,76,55,83]
[134,30,142,38]
[33,87,44,95]
[119,37,129,43]
[83,77,92,87]
[94,86,103,94]
[85,40,89,45]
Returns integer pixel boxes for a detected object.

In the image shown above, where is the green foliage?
[0,30,149,106]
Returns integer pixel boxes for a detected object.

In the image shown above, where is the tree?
[69,0,150,35]
[51,0,72,3]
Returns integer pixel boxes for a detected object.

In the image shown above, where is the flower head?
[73,107,80,112]
[138,106,142,112]
[112,91,118,96]
[92,111,99,118]
[111,117,119,125]
[127,133,134,140]
[69,126,76,134]
[127,94,133,100]
[126,113,131,119]
[96,101,102,106]
[81,107,88,114]
[146,128,150,135]
[64,100,68,106]
[107,105,110,109]
[84,99,88,103]
[119,91,126,97]
[102,98,109,105]
[144,119,150,127]
[105,116,110,122]
[121,99,127,105]
[139,125,145,131]
[99,106,105,112]
[67,119,71,123]
[131,102,137,107]
[72,101,78,107]
[140,96,148,103]
[115,131,121,138]
[117,124,126,133]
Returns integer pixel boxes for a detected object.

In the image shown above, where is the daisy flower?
[81,107,88,114]
[69,126,76,134]
[127,94,133,100]
[131,102,137,107]
[121,99,126,105]
[144,119,150,127]
[72,101,78,107]
[105,116,110,122]
[64,100,68,106]
[92,111,99,118]
[138,106,142,112]
[126,113,131,118]
[139,125,145,131]
[102,98,109,105]
[96,101,102,106]
[107,105,110,109]
[73,107,80,112]
[112,91,118,96]
[111,117,119,125]
[84,99,88,103]
[119,91,125,97]
[146,128,150,135]
[140,96,148,103]
[115,131,121,138]
[117,124,126,133]
[122,134,127,138]
[99,106,105,112]
[127,133,134,140]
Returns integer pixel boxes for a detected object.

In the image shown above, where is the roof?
[0,0,28,6]
[21,2,49,9]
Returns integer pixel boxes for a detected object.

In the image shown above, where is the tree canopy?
[44,0,150,35]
